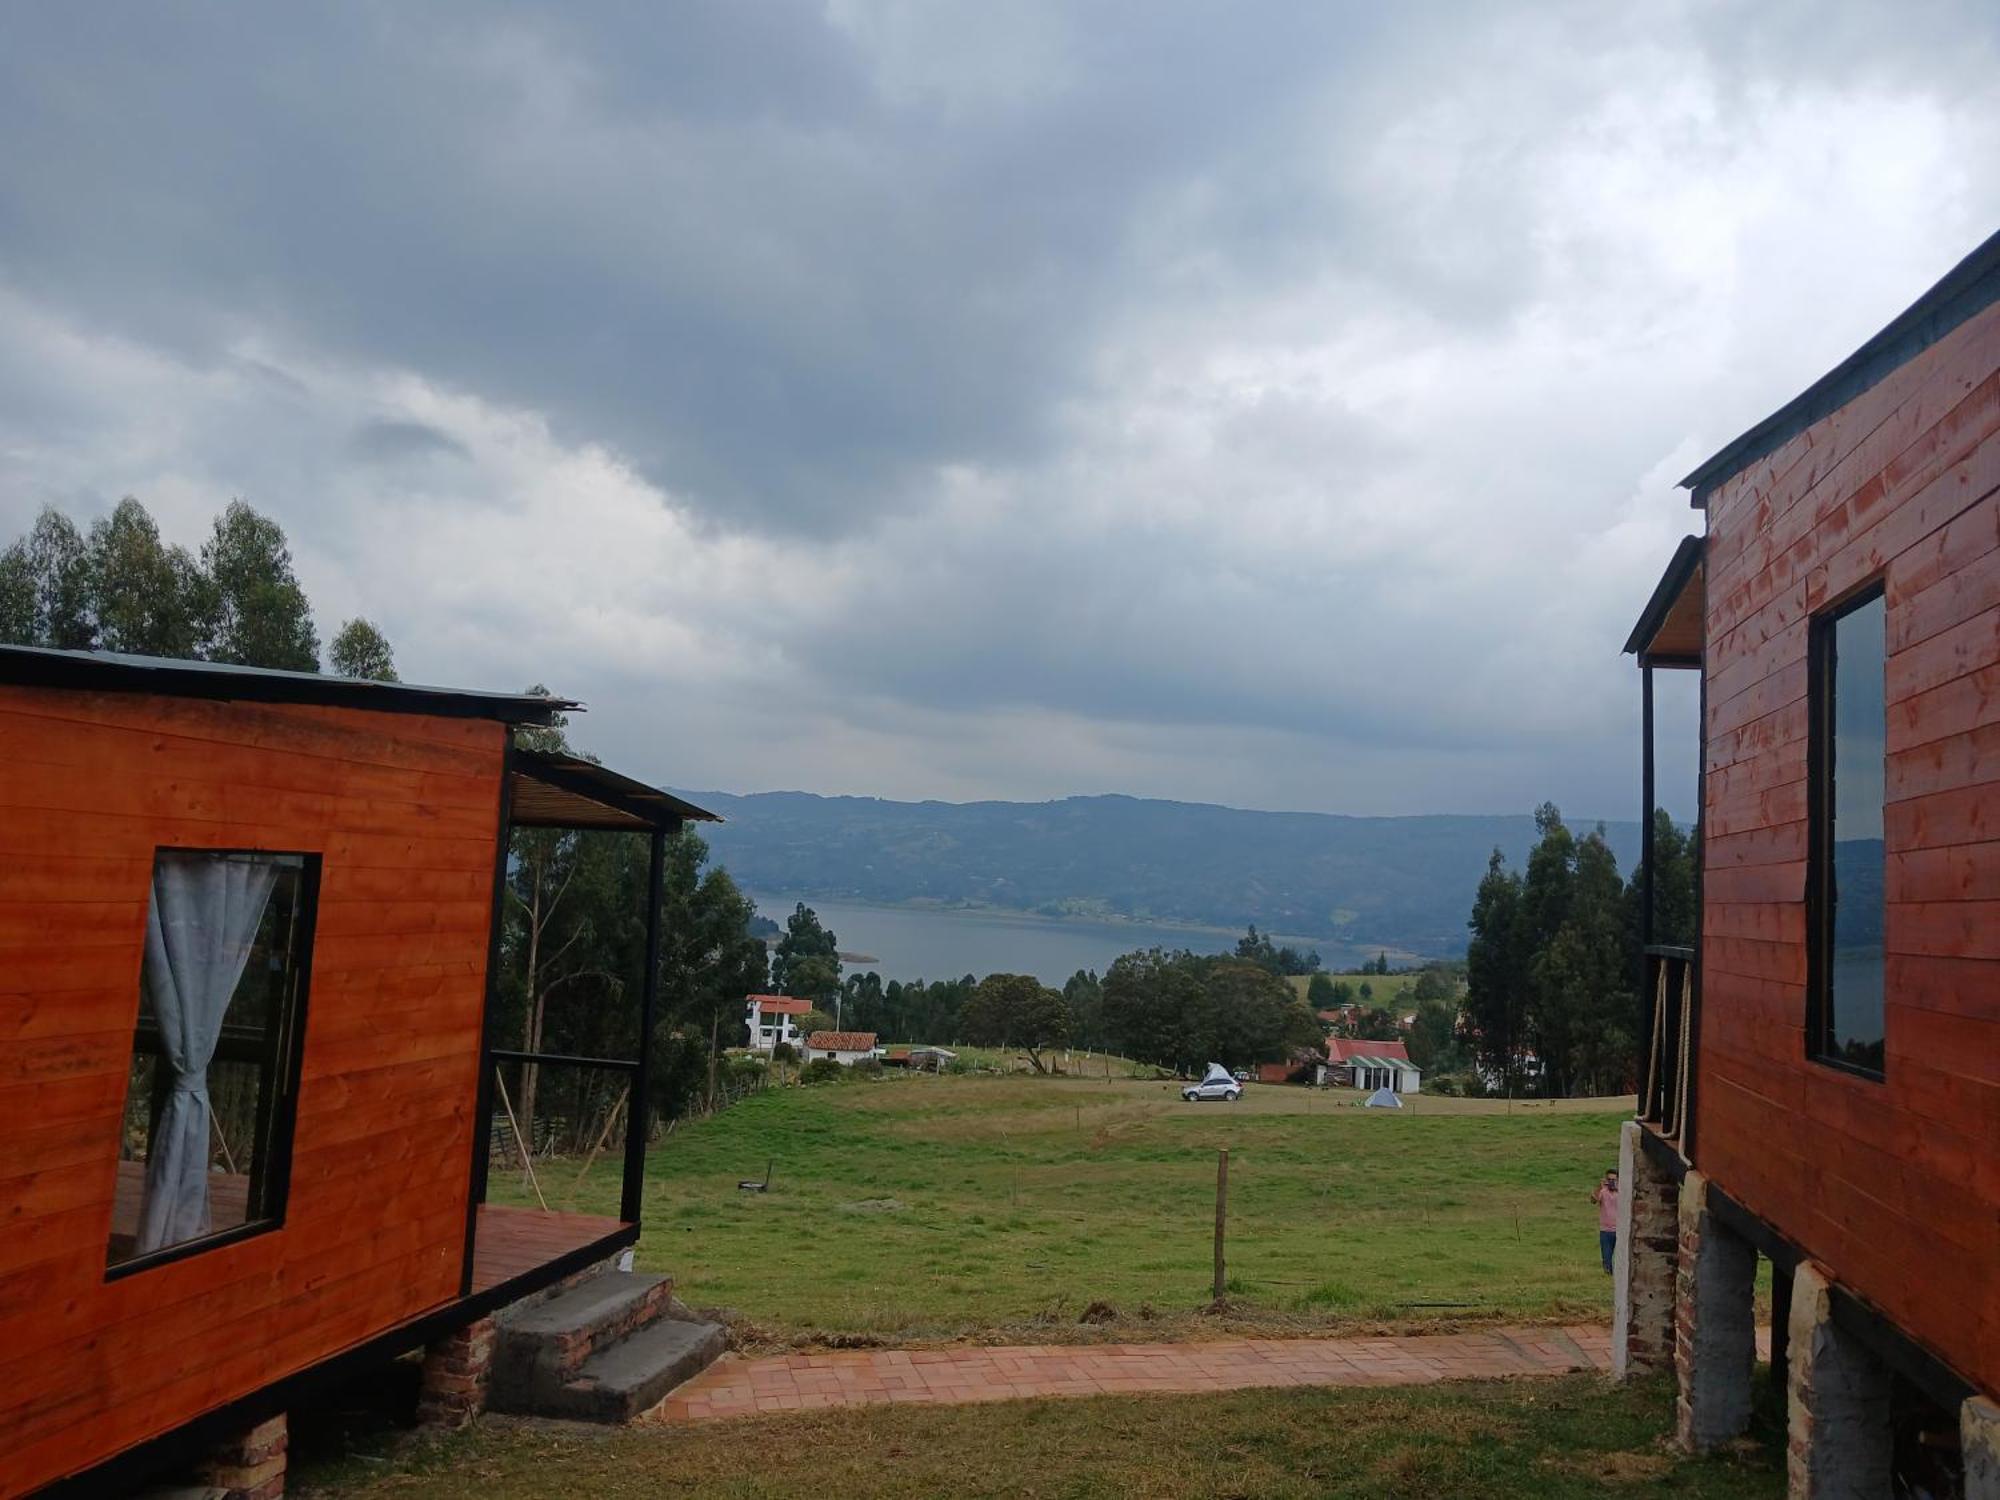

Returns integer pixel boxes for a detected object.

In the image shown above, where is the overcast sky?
[4,3,1998,821]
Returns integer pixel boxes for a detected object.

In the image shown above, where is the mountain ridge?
[676,789,1648,960]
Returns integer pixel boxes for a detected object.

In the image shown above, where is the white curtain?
[135,853,279,1255]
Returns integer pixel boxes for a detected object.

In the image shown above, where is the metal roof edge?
[1680,227,2000,506]
[0,643,577,724]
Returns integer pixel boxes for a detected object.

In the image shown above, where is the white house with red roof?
[744,994,813,1052]
[802,1030,882,1066]
[1319,1037,1422,1095]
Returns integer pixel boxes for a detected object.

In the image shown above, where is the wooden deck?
[469,1203,631,1295]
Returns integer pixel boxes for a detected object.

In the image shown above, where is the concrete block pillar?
[1611,1120,1679,1379]
[1962,1394,2000,1500]
[418,1314,497,1428]
[1785,1261,1891,1498]
[1674,1169,1757,1451]
[196,1413,286,1500]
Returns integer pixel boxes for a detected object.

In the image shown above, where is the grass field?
[1287,970,1430,1005]
[490,1073,1631,1345]
[298,1374,1781,1499]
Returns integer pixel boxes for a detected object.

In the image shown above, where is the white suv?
[1182,1075,1242,1102]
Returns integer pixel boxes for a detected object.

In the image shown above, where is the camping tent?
[1364,1086,1403,1109]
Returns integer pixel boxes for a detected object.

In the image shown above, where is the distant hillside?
[680,792,1645,959]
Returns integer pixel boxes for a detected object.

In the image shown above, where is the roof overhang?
[0,643,576,724]
[509,748,722,832]
[1623,535,1705,668]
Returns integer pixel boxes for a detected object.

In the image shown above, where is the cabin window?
[1808,587,1886,1078]
[107,850,319,1273]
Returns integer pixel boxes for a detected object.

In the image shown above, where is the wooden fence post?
[1213,1148,1229,1303]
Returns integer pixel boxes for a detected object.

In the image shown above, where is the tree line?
[3,498,397,678]
[1462,802,1693,1097]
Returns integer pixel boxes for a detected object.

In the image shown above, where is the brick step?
[539,1318,729,1423]
[488,1270,676,1412]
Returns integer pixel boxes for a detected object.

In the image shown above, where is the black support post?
[621,821,671,1225]
[1640,663,1656,950]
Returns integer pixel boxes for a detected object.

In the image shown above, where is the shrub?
[851,1057,884,1077]
[771,1041,798,1065]
[800,1058,845,1085]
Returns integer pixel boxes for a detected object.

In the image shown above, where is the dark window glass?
[1811,591,1886,1076]
[109,851,318,1271]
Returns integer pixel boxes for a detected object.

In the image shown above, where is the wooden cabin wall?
[1699,298,2000,1397]
[0,688,505,1497]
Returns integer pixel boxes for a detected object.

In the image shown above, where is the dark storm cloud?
[0,2,1422,533]
[3,2,1999,819]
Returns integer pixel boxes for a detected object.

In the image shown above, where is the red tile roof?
[748,995,813,1015]
[1324,1037,1411,1064]
[806,1031,878,1052]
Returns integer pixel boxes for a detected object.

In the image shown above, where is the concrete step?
[541,1318,728,1423]
[489,1270,676,1411]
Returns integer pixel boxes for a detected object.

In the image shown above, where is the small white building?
[1319,1037,1422,1095]
[744,994,812,1052]
[802,1030,882,1066]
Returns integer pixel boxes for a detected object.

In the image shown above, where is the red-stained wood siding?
[0,687,505,1498]
[1698,299,2000,1398]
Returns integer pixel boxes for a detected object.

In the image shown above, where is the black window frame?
[1804,582,1888,1083]
[106,848,322,1280]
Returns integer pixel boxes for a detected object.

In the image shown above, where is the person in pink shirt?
[1592,1168,1620,1273]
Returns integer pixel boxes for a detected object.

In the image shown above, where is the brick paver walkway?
[647,1325,1613,1424]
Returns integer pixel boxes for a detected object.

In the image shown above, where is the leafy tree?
[840,971,887,1035]
[85,498,209,658]
[201,499,318,669]
[772,903,841,1002]
[1625,808,1695,953]
[1306,972,1336,1009]
[1410,967,1457,1005]
[1463,848,1529,1094]
[329,617,398,680]
[1062,969,1106,1051]
[1100,949,1315,1074]
[1407,999,1464,1072]
[797,1008,835,1037]
[654,827,768,1110]
[1461,805,1640,1099]
[962,973,1071,1072]
[0,507,94,648]
[1233,924,1320,976]
[1350,1006,1402,1041]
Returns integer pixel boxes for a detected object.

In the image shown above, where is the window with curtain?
[1808,588,1887,1079]
[107,850,319,1272]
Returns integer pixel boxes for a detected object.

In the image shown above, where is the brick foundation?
[418,1314,497,1428]
[196,1413,286,1500]
[1674,1170,1756,1451]
[1611,1121,1678,1380]
[1964,1394,2000,1500]
[1785,1261,1891,1498]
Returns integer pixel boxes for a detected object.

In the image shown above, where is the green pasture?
[489,1072,1630,1343]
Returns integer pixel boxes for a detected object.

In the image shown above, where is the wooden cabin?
[1618,233,1999,1495]
[0,646,718,1498]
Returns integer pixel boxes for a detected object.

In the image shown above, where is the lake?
[747,892,1364,986]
